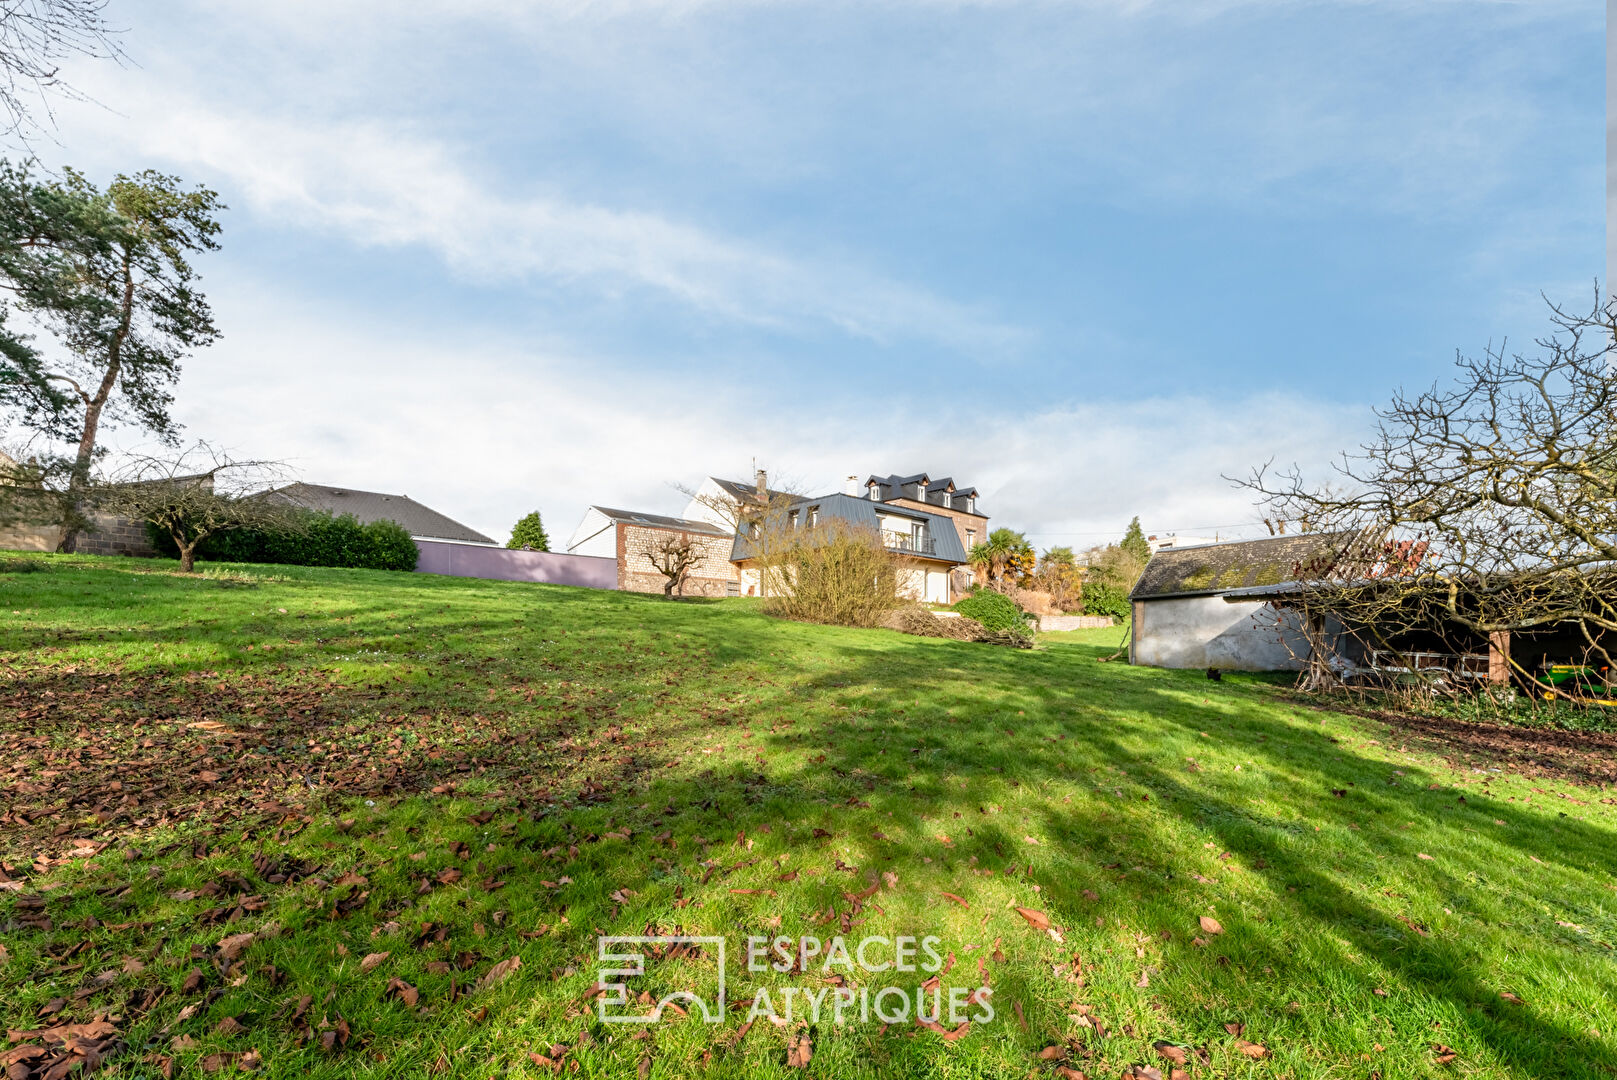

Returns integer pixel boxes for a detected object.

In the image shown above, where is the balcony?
[882,531,936,556]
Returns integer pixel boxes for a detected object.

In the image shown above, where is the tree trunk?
[177,542,196,573]
[57,255,134,554]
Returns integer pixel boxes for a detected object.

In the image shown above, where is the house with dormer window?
[567,467,991,601]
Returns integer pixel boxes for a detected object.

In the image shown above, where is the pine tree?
[506,511,550,551]
[1120,516,1151,566]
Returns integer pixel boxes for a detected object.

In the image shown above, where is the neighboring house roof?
[266,482,495,545]
[589,506,732,536]
[730,493,970,564]
[1129,531,1367,600]
[708,477,798,505]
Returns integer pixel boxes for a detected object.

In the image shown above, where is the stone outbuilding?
[1127,532,1356,671]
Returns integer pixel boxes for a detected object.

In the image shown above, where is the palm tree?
[970,528,1034,585]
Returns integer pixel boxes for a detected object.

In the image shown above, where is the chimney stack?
[843,475,859,496]
[755,468,768,500]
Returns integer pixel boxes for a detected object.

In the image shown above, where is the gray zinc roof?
[267,482,496,545]
[730,493,969,564]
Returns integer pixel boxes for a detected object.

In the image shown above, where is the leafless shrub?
[767,521,901,628]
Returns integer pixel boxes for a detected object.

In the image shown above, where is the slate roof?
[865,473,983,515]
[1129,531,1368,600]
[709,477,798,505]
[266,482,495,545]
[730,493,969,564]
[590,506,731,537]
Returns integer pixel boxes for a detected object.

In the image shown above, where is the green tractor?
[1534,664,1617,704]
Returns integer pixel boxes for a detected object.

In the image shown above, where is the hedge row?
[146,511,419,571]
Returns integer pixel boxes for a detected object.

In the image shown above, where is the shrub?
[1080,582,1131,620]
[146,510,419,571]
[952,589,1035,634]
[766,522,900,628]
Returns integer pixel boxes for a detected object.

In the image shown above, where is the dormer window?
[809,506,820,526]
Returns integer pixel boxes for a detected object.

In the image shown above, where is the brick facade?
[885,497,988,601]
[615,522,738,597]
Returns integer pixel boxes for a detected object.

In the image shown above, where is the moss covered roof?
[1129,532,1364,600]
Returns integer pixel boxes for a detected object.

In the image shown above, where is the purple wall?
[414,539,618,590]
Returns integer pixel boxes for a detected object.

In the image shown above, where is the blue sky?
[23,0,1605,547]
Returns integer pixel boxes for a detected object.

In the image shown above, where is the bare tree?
[1238,289,1617,688]
[645,533,698,599]
[0,0,124,145]
[676,468,803,598]
[97,444,293,572]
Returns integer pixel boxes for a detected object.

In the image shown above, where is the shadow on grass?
[4,572,1615,1077]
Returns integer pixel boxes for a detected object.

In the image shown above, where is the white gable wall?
[682,478,741,528]
[565,508,617,557]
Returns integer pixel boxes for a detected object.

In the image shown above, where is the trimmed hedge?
[146,510,419,571]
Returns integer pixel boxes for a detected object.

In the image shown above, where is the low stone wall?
[1039,615,1115,631]
[0,513,156,557]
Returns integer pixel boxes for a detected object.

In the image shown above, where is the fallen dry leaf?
[941,892,970,909]
[1014,906,1051,932]
[787,1030,813,1068]
[1154,1041,1188,1064]
[478,955,522,990]
[217,933,255,961]
[359,952,390,974]
[1198,916,1224,935]
[385,978,419,1008]
[1234,1038,1269,1059]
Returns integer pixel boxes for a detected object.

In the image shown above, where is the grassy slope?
[1,554,1614,1079]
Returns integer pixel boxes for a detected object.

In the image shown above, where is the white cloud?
[147,280,1364,547]
[51,81,1022,354]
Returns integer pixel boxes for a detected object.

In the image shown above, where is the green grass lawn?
[1,554,1614,1079]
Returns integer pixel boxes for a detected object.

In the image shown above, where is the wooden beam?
[1487,630,1511,685]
